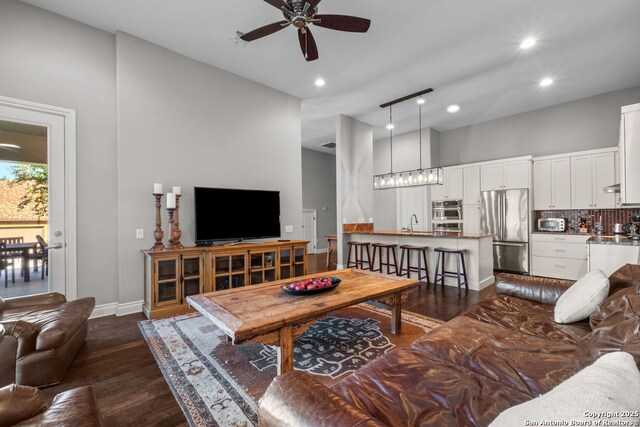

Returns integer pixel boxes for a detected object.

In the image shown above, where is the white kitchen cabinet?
[430,168,463,201]
[589,243,640,277]
[571,152,616,209]
[533,158,571,210]
[571,155,593,209]
[480,164,503,191]
[481,160,530,191]
[463,166,481,205]
[463,204,481,233]
[503,160,530,189]
[592,152,616,209]
[533,160,552,210]
[532,233,589,280]
[551,158,572,209]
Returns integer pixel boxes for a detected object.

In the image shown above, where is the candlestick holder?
[150,193,164,251]
[164,208,178,250]
[173,194,183,249]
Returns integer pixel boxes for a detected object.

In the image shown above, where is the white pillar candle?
[167,193,176,209]
[153,183,163,194]
[172,186,181,195]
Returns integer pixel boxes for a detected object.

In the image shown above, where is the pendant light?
[374,88,443,190]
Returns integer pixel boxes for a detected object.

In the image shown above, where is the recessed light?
[520,38,536,49]
[386,123,395,130]
[0,143,21,149]
[447,105,460,113]
[315,78,325,87]
[417,97,425,105]
[540,78,554,87]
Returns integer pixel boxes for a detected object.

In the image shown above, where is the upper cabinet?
[533,158,571,210]
[571,152,616,209]
[463,166,481,205]
[480,160,531,191]
[431,168,463,201]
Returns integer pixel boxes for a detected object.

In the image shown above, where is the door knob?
[47,243,63,250]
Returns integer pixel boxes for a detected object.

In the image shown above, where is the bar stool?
[326,235,337,269]
[346,241,372,270]
[371,243,398,274]
[433,248,468,293]
[398,245,430,282]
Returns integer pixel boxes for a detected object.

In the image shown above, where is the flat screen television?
[194,187,281,244]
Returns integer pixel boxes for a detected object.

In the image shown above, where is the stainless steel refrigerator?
[480,189,529,274]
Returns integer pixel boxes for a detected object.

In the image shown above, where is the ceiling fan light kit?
[374,88,444,190]
[240,0,371,61]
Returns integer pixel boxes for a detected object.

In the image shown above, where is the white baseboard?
[90,300,144,319]
[116,300,144,316]
[314,248,328,254]
[90,302,117,319]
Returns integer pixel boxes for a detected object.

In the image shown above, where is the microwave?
[432,200,463,221]
[537,218,566,232]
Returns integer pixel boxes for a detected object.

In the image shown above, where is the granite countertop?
[343,230,492,239]
[587,235,640,246]
[532,231,591,236]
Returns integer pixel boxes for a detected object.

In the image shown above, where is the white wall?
[439,86,640,166]
[336,115,373,266]
[0,0,118,304]
[116,32,302,304]
[301,148,337,250]
[0,1,303,307]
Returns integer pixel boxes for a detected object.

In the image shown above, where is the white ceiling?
[22,0,640,152]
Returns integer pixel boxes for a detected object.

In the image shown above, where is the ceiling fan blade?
[313,14,371,32]
[263,0,292,12]
[241,21,290,42]
[298,28,319,61]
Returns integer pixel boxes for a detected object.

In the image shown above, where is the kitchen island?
[344,230,494,291]
[588,235,640,277]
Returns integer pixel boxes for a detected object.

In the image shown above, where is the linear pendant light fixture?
[374,88,443,190]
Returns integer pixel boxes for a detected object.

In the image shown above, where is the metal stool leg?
[460,253,468,291]
[392,247,399,276]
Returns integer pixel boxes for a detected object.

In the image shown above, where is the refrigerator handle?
[500,191,505,241]
[494,242,527,247]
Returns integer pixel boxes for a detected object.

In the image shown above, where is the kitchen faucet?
[410,214,419,234]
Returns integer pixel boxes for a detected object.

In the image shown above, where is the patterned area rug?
[139,304,442,427]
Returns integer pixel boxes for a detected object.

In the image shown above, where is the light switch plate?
[285,225,294,233]
[136,229,144,239]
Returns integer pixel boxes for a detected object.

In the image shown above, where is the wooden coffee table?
[187,268,419,375]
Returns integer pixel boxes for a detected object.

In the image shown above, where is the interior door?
[302,210,316,254]
[0,103,67,297]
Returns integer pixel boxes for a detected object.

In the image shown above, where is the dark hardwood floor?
[39,253,495,425]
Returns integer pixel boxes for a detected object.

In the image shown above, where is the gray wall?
[372,127,436,230]
[116,32,302,304]
[0,0,119,304]
[439,85,640,166]
[301,148,337,251]
[0,1,303,306]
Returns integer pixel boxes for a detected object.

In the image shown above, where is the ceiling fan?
[240,0,371,61]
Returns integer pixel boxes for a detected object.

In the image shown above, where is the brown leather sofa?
[0,384,103,426]
[259,264,640,427]
[0,292,95,387]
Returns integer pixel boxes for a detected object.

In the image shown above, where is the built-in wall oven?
[432,200,463,232]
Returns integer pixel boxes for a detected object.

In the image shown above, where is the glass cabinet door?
[155,258,180,306]
[213,252,247,292]
[181,255,203,300]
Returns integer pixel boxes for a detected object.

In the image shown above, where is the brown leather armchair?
[0,384,103,427]
[0,292,95,387]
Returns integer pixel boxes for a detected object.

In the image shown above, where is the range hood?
[604,184,620,194]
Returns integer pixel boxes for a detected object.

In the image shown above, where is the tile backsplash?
[535,209,640,234]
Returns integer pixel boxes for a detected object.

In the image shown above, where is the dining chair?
[27,235,49,279]
[0,237,25,277]
[0,242,16,287]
